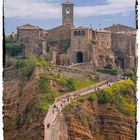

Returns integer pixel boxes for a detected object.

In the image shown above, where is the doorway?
[76,52,83,63]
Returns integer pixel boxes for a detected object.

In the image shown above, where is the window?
[101,41,103,45]
[74,31,77,36]
[78,31,81,36]
[107,42,108,46]
[82,31,85,36]
[66,7,70,14]
[74,30,85,36]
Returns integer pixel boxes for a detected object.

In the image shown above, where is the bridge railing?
[55,80,109,102]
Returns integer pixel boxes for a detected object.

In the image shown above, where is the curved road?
[44,79,119,140]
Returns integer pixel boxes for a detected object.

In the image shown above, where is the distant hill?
[104,24,136,33]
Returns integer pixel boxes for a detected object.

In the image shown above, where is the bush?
[5,35,13,43]
[39,75,49,93]
[16,59,25,68]
[97,68,117,75]
[36,56,48,68]
[97,90,113,104]
[115,94,135,117]
[87,94,97,101]
[36,87,59,111]
[6,43,24,56]
[21,56,37,78]
[61,77,75,91]
[124,69,137,83]
[124,69,134,77]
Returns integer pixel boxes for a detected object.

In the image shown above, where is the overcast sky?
[4,0,136,34]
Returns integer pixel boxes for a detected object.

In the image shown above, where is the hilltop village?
[9,1,137,70]
[4,1,137,140]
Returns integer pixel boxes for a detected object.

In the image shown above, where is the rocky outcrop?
[63,101,136,140]
[3,64,46,140]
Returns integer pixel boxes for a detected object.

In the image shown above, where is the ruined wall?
[90,30,115,68]
[111,33,136,69]
[18,36,45,58]
[96,30,112,49]
[111,33,136,57]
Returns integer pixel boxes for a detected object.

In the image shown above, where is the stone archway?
[76,51,83,63]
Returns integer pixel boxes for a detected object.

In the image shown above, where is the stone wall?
[17,29,40,42]
[62,2,74,27]
[68,28,92,64]
[96,30,112,49]
[47,26,71,41]
[19,36,45,58]
[90,30,116,68]
[111,33,136,69]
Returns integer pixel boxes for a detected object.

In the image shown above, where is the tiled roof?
[17,24,41,30]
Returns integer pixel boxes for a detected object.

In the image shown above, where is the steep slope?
[3,59,100,140]
[62,80,136,140]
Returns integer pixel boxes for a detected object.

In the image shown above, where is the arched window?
[74,31,77,36]
[78,31,81,36]
[82,31,85,36]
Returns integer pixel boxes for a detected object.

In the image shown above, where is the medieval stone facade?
[15,1,136,70]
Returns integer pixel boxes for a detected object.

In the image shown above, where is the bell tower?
[62,1,74,27]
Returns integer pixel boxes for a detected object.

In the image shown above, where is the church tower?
[62,1,74,27]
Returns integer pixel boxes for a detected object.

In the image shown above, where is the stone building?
[62,2,74,27]
[15,1,136,70]
[46,1,74,52]
[16,24,48,57]
[68,27,93,64]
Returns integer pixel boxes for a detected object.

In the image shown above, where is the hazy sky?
[4,0,136,34]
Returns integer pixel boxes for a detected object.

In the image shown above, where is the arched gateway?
[76,51,83,63]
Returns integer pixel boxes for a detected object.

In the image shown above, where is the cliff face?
[62,80,136,140]
[63,102,135,140]
[4,60,136,140]
[4,64,46,140]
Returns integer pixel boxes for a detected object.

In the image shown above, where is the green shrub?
[5,35,13,43]
[124,69,137,83]
[76,93,97,103]
[39,75,49,93]
[6,43,24,56]
[97,68,117,75]
[21,56,37,78]
[36,87,59,111]
[124,69,134,77]
[16,59,25,68]
[87,94,97,101]
[115,94,135,117]
[97,90,113,104]
[36,56,48,68]
[61,77,76,90]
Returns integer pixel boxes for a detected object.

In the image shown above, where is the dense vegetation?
[124,69,137,83]
[6,42,24,56]
[5,35,24,56]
